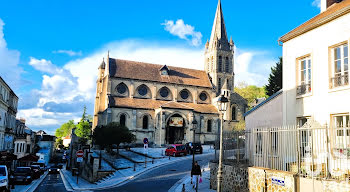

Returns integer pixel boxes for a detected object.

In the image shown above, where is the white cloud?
[0,18,21,88]
[17,108,76,127]
[29,57,62,74]
[162,19,202,46]
[53,50,82,56]
[312,0,321,8]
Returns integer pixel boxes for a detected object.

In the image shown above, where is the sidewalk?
[12,172,48,192]
[60,146,215,191]
[168,167,215,192]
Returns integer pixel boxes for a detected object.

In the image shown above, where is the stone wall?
[210,162,249,192]
[248,167,269,192]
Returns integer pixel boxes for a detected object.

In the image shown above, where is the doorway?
[166,114,185,144]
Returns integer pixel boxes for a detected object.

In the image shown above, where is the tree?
[75,106,92,143]
[265,57,282,96]
[234,82,267,109]
[234,120,245,131]
[93,122,136,156]
[55,120,75,139]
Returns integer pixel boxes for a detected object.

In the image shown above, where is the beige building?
[93,0,247,146]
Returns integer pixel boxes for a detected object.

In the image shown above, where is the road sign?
[76,150,84,158]
[77,157,83,162]
[143,138,149,144]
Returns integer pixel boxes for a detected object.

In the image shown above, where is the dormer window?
[160,65,170,76]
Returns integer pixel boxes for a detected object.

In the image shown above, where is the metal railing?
[296,83,311,96]
[331,74,349,88]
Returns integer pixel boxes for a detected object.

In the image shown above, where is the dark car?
[48,166,60,174]
[30,165,41,179]
[11,167,32,184]
[185,142,203,154]
[57,164,63,169]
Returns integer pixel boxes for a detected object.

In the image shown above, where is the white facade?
[282,10,350,126]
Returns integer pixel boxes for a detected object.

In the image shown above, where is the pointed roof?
[209,0,228,48]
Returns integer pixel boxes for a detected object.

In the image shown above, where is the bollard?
[169,155,170,160]
[152,158,154,164]
[145,156,147,168]
[182,184,186,192]
[133,163,136,171]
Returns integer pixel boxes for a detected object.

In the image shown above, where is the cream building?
[93,0,247,146]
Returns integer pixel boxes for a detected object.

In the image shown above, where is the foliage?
[93,122,136,155]
[75,106,92,143]
[234,82,267,109]
[265,57,282,96]
[55,120,75,139]
[234,120,245,131]
[55,138,64,149]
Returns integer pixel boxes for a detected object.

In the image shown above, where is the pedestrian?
[191,161,202,189]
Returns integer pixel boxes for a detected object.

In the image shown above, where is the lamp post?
[191,117,198,168]
[216,94,228,192]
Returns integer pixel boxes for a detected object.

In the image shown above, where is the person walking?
[191,161,202,190]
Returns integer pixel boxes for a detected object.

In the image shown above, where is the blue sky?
[0,0,321,134]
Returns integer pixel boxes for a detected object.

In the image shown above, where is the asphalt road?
[34,173,67,192]
[92,153,214,192]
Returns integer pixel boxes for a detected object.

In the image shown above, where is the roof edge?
[244,90,283,117]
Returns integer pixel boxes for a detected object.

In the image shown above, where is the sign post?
[76,150,84,184]
[143,138,148,168]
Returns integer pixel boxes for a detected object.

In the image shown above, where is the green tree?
[93,122,136,156]
[75,106,92,143]
[234,82,267,109]
[55,120,75,139]
[265,57,282,96]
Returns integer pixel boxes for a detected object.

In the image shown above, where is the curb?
[60,170,74,191]
[168,166,210,192]
[61,152,213,191]
[24,172,48,192]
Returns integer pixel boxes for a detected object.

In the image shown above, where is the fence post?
[296,125,301,175]
[325,123,330,178]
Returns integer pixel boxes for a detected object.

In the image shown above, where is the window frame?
[329,41,349,89]
[296,55,312,97]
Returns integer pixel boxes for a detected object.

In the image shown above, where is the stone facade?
[209,162,249,192]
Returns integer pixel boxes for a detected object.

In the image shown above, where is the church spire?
[209,0,228,50]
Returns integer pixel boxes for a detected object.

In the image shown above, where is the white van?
[0,165,9,192]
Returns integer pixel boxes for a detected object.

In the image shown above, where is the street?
[34,173,67,192]
[92,153,214,192]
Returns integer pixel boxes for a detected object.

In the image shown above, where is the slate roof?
[279,0,350,43]
[108,59,212,88]
[111,97,218,114]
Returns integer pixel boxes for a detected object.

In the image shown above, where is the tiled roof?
[112,97,218,114]
[108,59,212,88]
[279,0,350,43]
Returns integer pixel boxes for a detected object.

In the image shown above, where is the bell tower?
[204,0,234,96]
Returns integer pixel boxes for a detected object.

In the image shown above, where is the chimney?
[322,0,343,12]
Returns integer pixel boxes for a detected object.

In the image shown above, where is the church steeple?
[204,0,234,96]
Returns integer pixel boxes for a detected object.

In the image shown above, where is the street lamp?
[216,94,228,192]
[191,117,198,168]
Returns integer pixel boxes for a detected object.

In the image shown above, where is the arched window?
[225,57,229,72]
[207,120,212,132]
[143,116,148,129]
[199,92,208,101]
[120,114,126,126]
[116,83,128,95]
[137,85,148,96]
[218,56,222,72]
[232,106,236,121]
[159,87,170,98]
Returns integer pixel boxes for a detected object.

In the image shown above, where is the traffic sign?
[143,138,149,144]
[76,150,84,158]
[77,157,83,162]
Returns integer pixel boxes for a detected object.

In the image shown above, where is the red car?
[165,144,187,157]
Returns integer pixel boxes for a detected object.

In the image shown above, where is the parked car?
[185,142,203,154]
[32,161,46,172]
[11,167,32,184]
[165,144,187,157]
[57,164,63,169]
[48,166,60,174]
[0,165,9,192]
[30,165,41,179]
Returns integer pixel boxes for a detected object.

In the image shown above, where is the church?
[93,0,247,146]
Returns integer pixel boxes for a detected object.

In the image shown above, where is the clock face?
[161,70,168,75]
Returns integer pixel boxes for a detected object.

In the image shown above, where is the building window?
[142,116,148,129]
[218,56,222,72]
[297,57,311,96]
[199,92,208,101]
[211,56,214,71]
[137,85,148,96]
[232,106,236,121]
[331,44,348,88]
[26,144,30,153]
[159,87,169,98]
[331,114,349,158]
[218,78,221,94]
[120,114,126,127]
[225,57,229,73]
[207,120,212,132]
[116,83,128,95]
[180,90,189,100]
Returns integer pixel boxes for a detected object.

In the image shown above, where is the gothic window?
[137,85,148,96]
[225,57,229,72]
[207,120,212,132]
[232,106,236,121]
[218,56,222,72]
[143,116,148,129]
[218,78,222,94]
[120,114,126,126]
[199,92,208,101]
[159,87,169,98]
[180,89,189,100]
[116,83,127,94]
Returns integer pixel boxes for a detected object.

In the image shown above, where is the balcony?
[330,74,349,88]
[296,83,311,96]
